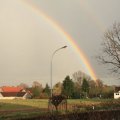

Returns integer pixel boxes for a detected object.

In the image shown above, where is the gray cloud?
[0,0,120,86]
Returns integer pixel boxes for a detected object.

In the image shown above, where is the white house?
[0,86,32,99]
[114,87,120,99]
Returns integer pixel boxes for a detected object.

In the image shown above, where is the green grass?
[0,99,118,110]
[67,99,120,111]
[0,99,119,119]
[0,99,49,119]
[0,99,48,110]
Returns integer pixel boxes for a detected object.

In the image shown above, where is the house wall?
[0,88,3,92]
[0,97,24,99]
[21,89,26,92]
[0,93,32,99]
[114,91,120,99]
[0,97,16,99]
[0,93,3,97]
[23,93,32,99]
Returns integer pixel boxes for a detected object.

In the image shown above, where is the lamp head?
[62,46,67,49]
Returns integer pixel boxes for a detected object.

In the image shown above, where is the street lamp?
[50,46,67,97]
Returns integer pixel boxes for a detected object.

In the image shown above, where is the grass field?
[0,99,120,119]
[0,99,48,110]
[0,99,119,110]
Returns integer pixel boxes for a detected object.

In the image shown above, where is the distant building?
[0,86,32,99]
[114,87,120,99]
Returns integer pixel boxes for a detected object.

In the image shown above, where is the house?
[114,87,120,99]
[0,86,32,99]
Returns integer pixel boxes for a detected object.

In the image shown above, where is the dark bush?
[18,109,120,120]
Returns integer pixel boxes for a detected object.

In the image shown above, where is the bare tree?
[32,81,42,88]
[72,70,91,86]
[97,22,120,73]
[17,83,29,89]
[32,81,43,98]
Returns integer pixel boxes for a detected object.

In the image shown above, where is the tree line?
[17,74,114,99]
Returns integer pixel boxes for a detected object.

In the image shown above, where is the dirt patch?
[0,108,48,114]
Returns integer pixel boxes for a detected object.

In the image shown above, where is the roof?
[0,92,26,97]
[115,87,120,92]
[1,86,23,92]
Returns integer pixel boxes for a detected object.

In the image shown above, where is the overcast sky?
[0,0,120,86]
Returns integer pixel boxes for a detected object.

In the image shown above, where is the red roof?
[1,92,26,97]
[1,86,23,92]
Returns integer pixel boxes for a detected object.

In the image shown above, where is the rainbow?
[19,0,97,81]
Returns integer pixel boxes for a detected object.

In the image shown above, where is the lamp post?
[50,46,67,98]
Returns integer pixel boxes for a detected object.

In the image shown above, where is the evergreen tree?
[62,76,74,98]
[81,78,89,98]
[43,83,50,96]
